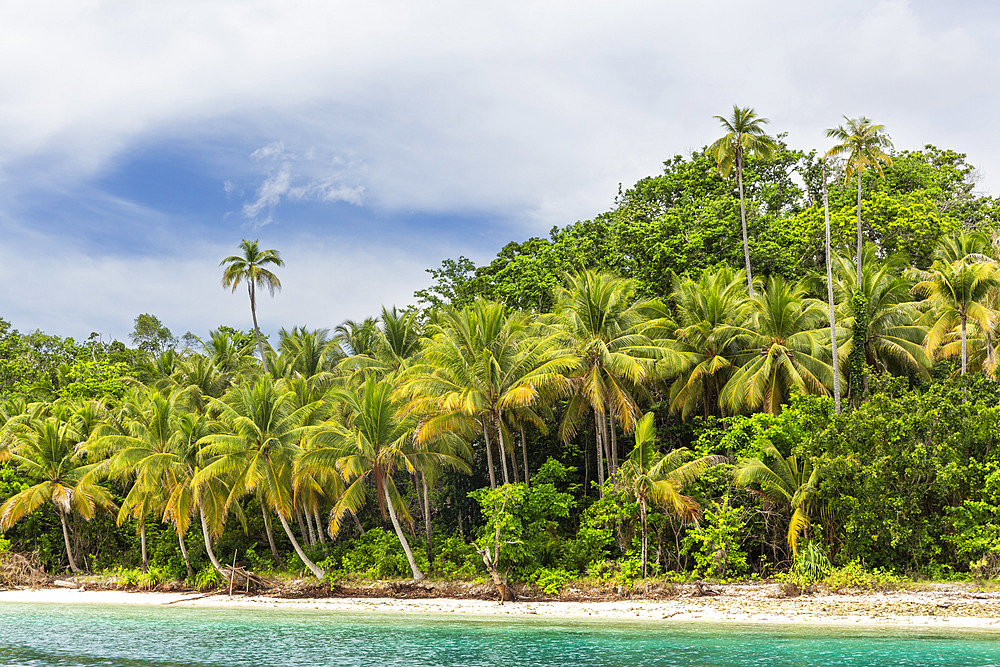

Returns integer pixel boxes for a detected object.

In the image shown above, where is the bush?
[193,565,224,591]
[682,497,749,579]
[338,528,428,580]
[433,534,479,579]
[822,560,904,592]
[530,567,574,595]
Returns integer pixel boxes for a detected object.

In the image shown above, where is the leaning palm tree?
[911,259,1000,375]
[721,276,832,415]
[618,412,724,576]
[709,106,778,297]
[299,374,470,581]
[734,444,820,557]
[825,116,893,284]
[0,415,114,573]
[220,239,284,374]
[195,375,325,578]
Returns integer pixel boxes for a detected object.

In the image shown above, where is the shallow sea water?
[1,601,999,666]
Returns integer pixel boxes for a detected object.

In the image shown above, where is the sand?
[2,584,1000,630]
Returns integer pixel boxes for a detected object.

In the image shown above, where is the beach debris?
[52,579,79,589]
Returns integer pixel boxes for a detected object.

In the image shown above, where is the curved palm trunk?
[482,419,497,489]
[737,156,755,298]
[520,424,530,489]
[382,482,425,581]
[823,164,841,414]
[856,176,863,286]
[275,511,325,579]
[199,502,227,577]
[59,508,82,574]
[248,284,270,375]
[178,529,194,579]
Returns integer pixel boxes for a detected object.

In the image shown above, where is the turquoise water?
[1,602,999,666]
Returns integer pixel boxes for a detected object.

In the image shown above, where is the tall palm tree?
[709,106,778,297]
[0,415,114,573]
[195,375,325,578]
[556,271,686,488]
[822,162,842,414]
[825,116,893,285]
[721,276,832,415]
[618,413,724,576]
[911,259,1000,375]
[668,266,749,418]
[735,444,820,557]
[220,239,284,375]
[299,375,469,581]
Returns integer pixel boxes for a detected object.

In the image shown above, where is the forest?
[3,111,1000,595]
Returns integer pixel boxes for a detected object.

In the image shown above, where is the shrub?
[822,560,904,592]
[530,567,574,595]
[193,565,223,591]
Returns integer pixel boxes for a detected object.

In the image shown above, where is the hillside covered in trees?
[4,116,1000,594]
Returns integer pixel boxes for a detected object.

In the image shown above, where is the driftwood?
[221,566,270,593]
[0,552,46,588]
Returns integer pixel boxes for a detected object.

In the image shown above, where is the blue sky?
[1,0,999,343]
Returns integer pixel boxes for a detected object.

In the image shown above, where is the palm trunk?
[593,407,605,492]
[382,481,425,581]
[276,511,325,579]
[737,155,755,298]
[294,503,311,546]
[640,497,648,578]
[421,473,434,567]
[482,418,497,489]
[856,175,863,286]
[261,504,282,565]
[248,284,270,375]
[608,410,619,474]
[313,509,328,545]
[598,409,613,478]
[962,314,968,375]
[520,423,530,489]
[199,502,227,577]
[824,164,841,415]
[59,508,82,573]
[495,416,511,486]
[140,521,148,573]
[178,529,194,579]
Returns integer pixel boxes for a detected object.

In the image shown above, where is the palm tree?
[404,302,573,489]
[220,239,284,375]
[556,271,686,488]
[734,445,820,557]
[709,106,778,297]
[299,375,469,581]
[618,413,724,576]
[822,162,842,414]
[911,259,1000,375]
[668,266,750,418]
[195,375,325,578]
[340,307,423,377]
[0,415,114,573]
[720,276,832,415]
[825,116,893,285]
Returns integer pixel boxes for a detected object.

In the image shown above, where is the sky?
[1,0,999,344]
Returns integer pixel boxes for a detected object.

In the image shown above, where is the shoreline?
[3,584,1000,630]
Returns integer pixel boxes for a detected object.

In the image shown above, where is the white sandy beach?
[2,585,1000,630]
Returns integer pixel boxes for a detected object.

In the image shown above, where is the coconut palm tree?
[734,444,820,557]
[556,271,687,487]
[619,413,724,576]
[220,239,284,375]
[195,375,325,578]
[825,116,893,284]
[821,162,842,414]
[911,259,1000,375]
[299,375,470,581]
[0,415,114,573]
[720,276,832,415]
[668,266,750,418]
[709,106,778,297]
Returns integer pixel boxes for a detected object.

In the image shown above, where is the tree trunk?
[422,473,434,567]
[140,521,148,573]
[248,284,270,375]
[737,155,755,297]
[59,508,82,574]
[824,163,841,415]
[351,512,366,535]
[593,407,605,492]
[482,418,497,489]
[640,497,648,578]
[199,502,227,577]
[962,314,968,376]
[178,529,194,579]
[261,504,282,566]
[294,503,311,546]
[382,481,425,581]
[495,416,511,486]
[856,175,863,286]
[313,509,328,545]
[520,423,530,489]
[276,511,325,579]
[598,408,613,478]
[608,410,619,475]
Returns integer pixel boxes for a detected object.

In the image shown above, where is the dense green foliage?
[4,128,1000,591]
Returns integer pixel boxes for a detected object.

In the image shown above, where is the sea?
[0,601,998,666]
